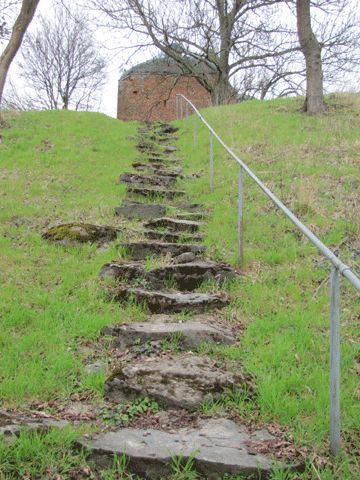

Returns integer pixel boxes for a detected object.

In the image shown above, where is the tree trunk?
[0,0,40,106]
[211,73,234,105]
[296,0,326,114]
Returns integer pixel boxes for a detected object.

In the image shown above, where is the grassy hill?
[0,95,359,479]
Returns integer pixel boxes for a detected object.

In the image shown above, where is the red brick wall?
[117,74,212,122]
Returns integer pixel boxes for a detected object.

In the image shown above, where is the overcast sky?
[2,0,359,116]
[4,0,152,118]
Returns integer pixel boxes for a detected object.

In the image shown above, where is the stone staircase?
[78,121,303,478]
[0,120,306,479]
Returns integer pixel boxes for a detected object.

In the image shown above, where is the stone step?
[100,261,238,291]
[174,212,206,221]
[136,141,158,153]
[157,123,179,135]
[177,202,204,212]
[104,354,250,410]
[146,156,180,166]
[132,163,183,178]
[144,217,202,233]
[119,173,176,188]
[144,229,203,243]
[80,418,295,479]
[121,241,206,260]
[128,185,185,199]
[163,145,177,154]
[102,318,236,350]
[149,134,178,143]
[42,223,117,246]
[109,287,229,313]
[115,201,166,220]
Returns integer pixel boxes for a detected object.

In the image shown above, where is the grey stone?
[111,288,229,313]
[175,212,206,221]
[105,354,249,410]
[99,260,237,291]
[144,217,202,233]
[146,261,238,290]
[136,141,157,153]
[145,229,203,243]
[174,252,196,263]
[119,173,176,188]
[0,411,68,446]
[122,242,206,260]
[102,320,236,350]
[132,163,182,178]
[163,145,177,153]
[147,156,179,165]
[80,418,293,479]
[42,223,117,245]
[177,203,203,211]
[115,201,166,220]
[99,261,143,282]
[128,185,185,199]
[158,124,178,135]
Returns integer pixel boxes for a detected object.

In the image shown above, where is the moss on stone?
[43,223,117,244]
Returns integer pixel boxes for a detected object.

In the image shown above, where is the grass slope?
[0,110,137,402]
[175,94,360,478]
[0,96,359,479]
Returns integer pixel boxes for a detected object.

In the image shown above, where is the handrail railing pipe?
[175,93,360,456]
[193,110,196,148]
[209,131,214,191]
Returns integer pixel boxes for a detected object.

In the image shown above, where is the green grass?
[0,110,138,402]
[0,95,360,478]
[174,93,360,478]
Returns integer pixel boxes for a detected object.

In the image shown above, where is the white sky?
[3,0,360,116]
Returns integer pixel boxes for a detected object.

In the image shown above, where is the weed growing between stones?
[100,397,160,427]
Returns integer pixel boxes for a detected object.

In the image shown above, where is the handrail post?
[180,95,183,120]
[330,265,341,456]
[238,166,244,266]
[185,101,188,128]
[193,110,196,148]
[210,131,214,191]
[176,95,179,120]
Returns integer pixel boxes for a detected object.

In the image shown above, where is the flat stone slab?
[80,418,292,479]
[175,212,206,221]
[145,217,202,233]
[146,156,180,165]
[119,173,176,188]
[105,354,249,410]
[122,242,206,260]
[42,223,117,245]
[102,320,236,350]
[145,229,203,243]
[0,411,68,446]
[132,163,182,178]
[163,145,177,153]
[110,288,229,313]
[128,185,185,199]
[100,260,238,291]
[115,201,166,220]
[157,123,178,135]
[177,202,204,212]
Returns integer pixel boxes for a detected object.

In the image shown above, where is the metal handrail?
[176,93,360,456]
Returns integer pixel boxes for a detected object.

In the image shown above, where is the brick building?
[117,55,214,122]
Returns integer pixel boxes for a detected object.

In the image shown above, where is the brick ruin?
[117,56,213,122]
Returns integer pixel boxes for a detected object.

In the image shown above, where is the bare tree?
[93,0,299,105]
[0,0,39,106]
[0,1,21,40]
[18,5,106,110]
